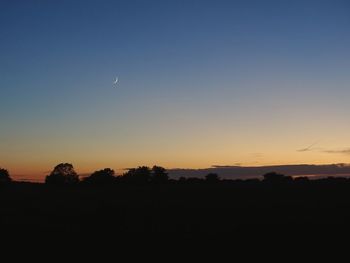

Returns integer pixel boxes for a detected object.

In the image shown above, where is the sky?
[1,0,350,180]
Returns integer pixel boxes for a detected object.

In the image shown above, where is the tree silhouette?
[45,163,79,185]
[294,176,310,183]
[83,168,116,185]
[151,166,168,183]
[0,168,12,184]
[121,166,151,184]
[262,172,292,183]
[178,177,187,183]
[205,173,220,183]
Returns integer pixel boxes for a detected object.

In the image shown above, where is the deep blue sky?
[1,0,350,178]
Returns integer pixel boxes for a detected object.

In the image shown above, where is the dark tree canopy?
[45,163,79,185]
[262,172,292,183]
[151,165,168,183]
[121,166,152,184]
[120,165,168,184]
[0,168,12,183]
[178,177,187,183]
[205,173,220,183]
[294,176,310,182]
[83,168,116,185]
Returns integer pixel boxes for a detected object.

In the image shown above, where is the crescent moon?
[113,77,119,86]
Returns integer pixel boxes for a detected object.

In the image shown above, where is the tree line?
[0,163,320,186]
[45,163,171,185]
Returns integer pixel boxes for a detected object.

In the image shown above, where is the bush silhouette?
[83,168,116,185]
[45,163,79,185]
[0,168,12,184]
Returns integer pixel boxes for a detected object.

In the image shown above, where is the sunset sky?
[1,0,350,180]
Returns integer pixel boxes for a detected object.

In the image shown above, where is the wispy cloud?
[212,164,242,168]
[297,141,320,152]
[298,143,350,155]
[322,148,350,155]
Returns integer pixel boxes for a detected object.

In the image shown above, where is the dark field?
[2,180,350,238]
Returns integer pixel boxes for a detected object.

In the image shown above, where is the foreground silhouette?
[2,163,350,237]
[45,163,79,185]
[0,168,11,184]
[82,168,116,185]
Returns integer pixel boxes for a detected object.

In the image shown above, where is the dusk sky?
[1,0,350,180]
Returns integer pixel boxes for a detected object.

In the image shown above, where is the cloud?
[322,148,350,155]
[296,141,350,155]
[168,163,350,180]
[211,164,242,168]
[297,141,319,152]
[295,141,350,155]
[297,148,312,152]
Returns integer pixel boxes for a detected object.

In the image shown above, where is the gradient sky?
[1,0,350,180]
